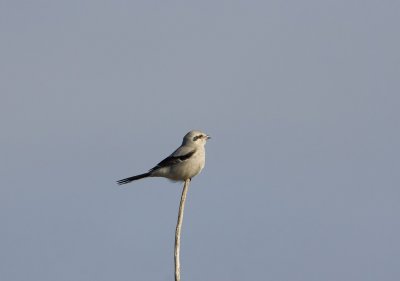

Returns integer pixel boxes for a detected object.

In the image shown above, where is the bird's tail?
[116,172,151,185]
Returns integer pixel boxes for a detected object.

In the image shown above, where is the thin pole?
[174,179,190,281]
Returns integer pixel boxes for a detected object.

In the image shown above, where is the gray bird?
[117,130,210,185]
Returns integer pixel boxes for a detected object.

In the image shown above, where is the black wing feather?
[149,149,196,172]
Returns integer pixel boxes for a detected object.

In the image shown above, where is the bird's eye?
[192,135,201,141]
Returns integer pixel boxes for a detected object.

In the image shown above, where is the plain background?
[1,1,399,280]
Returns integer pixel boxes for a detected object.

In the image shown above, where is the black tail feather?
[117,172,150,185]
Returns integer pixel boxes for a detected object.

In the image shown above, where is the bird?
[117,130,210,185]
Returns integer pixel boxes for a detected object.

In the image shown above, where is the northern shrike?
[117,130,210,185]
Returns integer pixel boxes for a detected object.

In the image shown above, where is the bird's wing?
[149,146,196,172]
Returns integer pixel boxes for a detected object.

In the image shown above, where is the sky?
[1,1,399,280]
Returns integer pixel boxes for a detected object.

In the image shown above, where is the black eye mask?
[192,135,202,141]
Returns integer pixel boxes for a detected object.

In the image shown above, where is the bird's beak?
[206,135,211,140]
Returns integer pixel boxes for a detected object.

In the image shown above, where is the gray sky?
[1,1,399,280]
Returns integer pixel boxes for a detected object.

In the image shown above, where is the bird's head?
[182,130,211,146]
